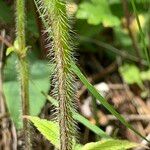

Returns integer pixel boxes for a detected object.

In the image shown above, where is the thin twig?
[107,114,150,122]
[0,35,12,47]
[0,30,17,150]
[79,35,148,66]
[0,113,9,120]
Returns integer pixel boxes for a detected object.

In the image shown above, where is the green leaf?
[27,116,59,148]
[4,81,22,128]
[119,64,144,88]
[27,116,82,150]
[71,62,149,143]
[14,40,19,51]
[26,116,141,150]
[44,94,110,138]
[3,54,51,129]
[81,139,138,150]
[73,113,109,138]
[119,64,150,83]
[4,54,18,81]
[76,0,120,27]
[141,69,150,81]
[6,46,15,56]
[74,144,83,150]
[29,61,51,115]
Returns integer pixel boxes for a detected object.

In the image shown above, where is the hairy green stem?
[46,1,76,149]
[34,0,77,149]
[16,0,25,51]
[16,0,30,149]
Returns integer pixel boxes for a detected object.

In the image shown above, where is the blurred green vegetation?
[0,0,150,129]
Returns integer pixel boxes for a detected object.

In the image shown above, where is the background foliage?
[0,0,150,149]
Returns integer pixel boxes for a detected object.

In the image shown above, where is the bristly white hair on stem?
[34,0,78,150]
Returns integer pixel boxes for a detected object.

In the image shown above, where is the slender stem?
[34,0,77,149]
[16,0,25,52]
[121,0,141,60]
[131,0,150,68]
[91,96,100,141]
[16,0,30,149]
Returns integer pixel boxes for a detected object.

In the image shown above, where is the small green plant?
[76,0,120,27]
[119,63,150,87]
